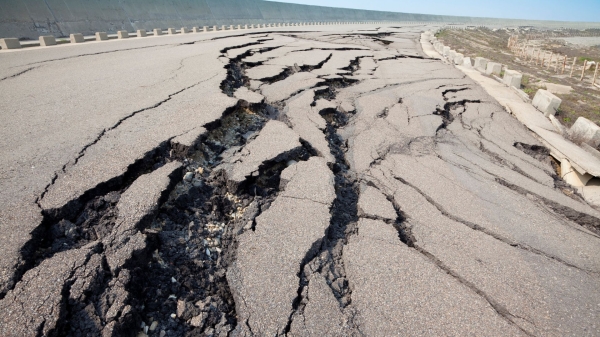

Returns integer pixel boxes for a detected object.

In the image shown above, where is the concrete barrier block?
[463,57,472,67]
[168,28,176,34]
[569,117,600,147]
[137,29,147,37]
[213,26,218,31]
[442,46,450,56]
[244,24,248,29]
[69,33,84,43]
[95,32,108,41]
[203,26,208,32]
[229,25,234,30]
[453,53,464,65]
[221,25,227,30]
[532,89,562,117]
[39,35,57,46]
[117,30,129,39]
[0,38,21,49]
[448,50,456,59]
[153,29,163,36]
[237,25,241,29]
[181,27,189,34]
[474,57,488,71]
[485,62,502,76]
[192,26,199,33]
[502,69,522,88]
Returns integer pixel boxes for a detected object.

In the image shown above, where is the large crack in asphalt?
[258,53,333,85]
[1,37,311,335]
[109,39,333,336]
[496,178,600,236]
[386,177,548,336]
[282,70,364,336]
[392,175,598,274]
[114,103,318,337]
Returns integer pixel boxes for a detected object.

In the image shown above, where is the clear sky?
[269,0,600,22]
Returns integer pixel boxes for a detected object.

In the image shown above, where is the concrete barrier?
[462,57,472,67]
[532,89,562,117]
[485,62,502,76]
[153,28,163,36]
[137,29,147,37]
[448,50,456,60]
[117,30,129,39]
[229,25,234,30]
[95,32,108,41]
[213,26,218,31]
[39,35,56,46]
[0,38,20,49]
[181,27,189,34]
[569,117,600,147]
[474,57,488,71]
[454,53,464,65]
[69,33,84,43]
[203,26,208,32]
[442,46,450,56]
[168,28,176,34]
[244,24,248,29]
[192,27,200,33]
[502,69,522,88]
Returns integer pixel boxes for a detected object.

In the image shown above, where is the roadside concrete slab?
[531,125,600,177]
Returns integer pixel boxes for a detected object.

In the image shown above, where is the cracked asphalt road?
[1,24,599,336]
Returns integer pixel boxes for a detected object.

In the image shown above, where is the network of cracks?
[1,27,599,337]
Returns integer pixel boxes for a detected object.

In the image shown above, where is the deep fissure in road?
[283,75,364,334]
[114,102,319,337]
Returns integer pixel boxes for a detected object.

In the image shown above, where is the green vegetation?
[523,88,535,95]
[435,30,449,38]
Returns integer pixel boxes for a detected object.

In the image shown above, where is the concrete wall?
[1,0,599,40]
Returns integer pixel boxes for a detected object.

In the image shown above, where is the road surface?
[0,24,599,337]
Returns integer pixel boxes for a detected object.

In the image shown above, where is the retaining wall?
[1,0,599,40]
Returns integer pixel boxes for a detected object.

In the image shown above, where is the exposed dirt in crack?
[113,100,318,337]
[434,99,481,132]
[2,141,174,301]
[284,86,362,335]
[220,45,283,96]
[257,53,333,85]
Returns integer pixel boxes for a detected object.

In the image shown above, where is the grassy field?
[436,28,600,130]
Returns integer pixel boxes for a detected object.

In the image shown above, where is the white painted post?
[580,60,587,81]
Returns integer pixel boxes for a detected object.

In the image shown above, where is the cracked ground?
[1,24,599,337]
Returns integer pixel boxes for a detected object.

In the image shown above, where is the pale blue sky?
[270,0,600,22]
